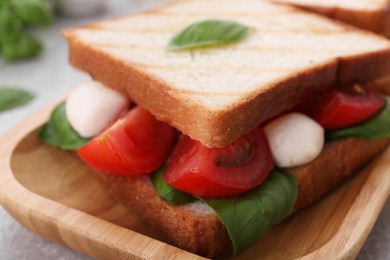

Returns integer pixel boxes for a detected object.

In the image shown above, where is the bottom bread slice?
[90,137,390,258]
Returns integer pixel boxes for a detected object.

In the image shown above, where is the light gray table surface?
[0,0,389,259]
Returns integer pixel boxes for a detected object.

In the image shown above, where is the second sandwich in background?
[271,0,390,36]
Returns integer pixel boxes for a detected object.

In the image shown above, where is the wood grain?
[0,102,389,259]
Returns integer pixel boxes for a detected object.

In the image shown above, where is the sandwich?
[269,0,390,36]
[39,0,390,258]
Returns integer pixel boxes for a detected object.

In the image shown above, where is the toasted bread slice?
[63,0,390,148]
[271,0,390,36]
[89,137,390,258]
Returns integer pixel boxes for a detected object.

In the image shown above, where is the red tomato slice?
[306,84,384,129]
[164,127,273,198]
[77,106,176,176]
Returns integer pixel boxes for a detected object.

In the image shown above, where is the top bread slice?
[63,0,390,148]
[270,0,390,36]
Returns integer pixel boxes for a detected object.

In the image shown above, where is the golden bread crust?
[291,138,390,210]
[320,8,390,36]
[90,173,230,258]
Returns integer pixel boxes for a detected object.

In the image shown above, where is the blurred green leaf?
[0,8,12,51]
[1,30,42,60]
[0,0,11,9]
[0,7,14,31]
[0,6,21,36]
[11,0,53,26]
[0,0,53,60]
[0,88,34,112]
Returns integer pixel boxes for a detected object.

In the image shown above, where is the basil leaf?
[0,7,21,44]
[204,169,298,255]
[0,1,11,8]
[167,19,251,51]
[152,167,297,255]
[0,7,17,32]
[326,97,390,141]
[0,87,34,111]
[11,0,53,26]
[1,30,42,60]
[39,102,90,150]
[152,166,197,205]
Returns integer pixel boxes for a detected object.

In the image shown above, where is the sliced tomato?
[164,127,273,198]
[306,84,384,129]
[77,106,176,176]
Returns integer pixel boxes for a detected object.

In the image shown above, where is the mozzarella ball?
[264,112,324,168]
[66,81,130,138]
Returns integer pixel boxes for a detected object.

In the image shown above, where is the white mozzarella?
[264,112,324,168]
[66,81,130,138]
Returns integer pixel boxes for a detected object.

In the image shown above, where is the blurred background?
[0,0,388,259]
[0,0,171,135]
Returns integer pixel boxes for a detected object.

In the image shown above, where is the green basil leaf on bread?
[167,19,251,51]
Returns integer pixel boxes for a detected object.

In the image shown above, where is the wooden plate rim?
[0,101,204,260]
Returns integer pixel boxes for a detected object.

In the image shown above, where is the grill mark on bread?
[87,7,296,28]
[81,25,347,36]
[84,26,348,35]
[117,61,297,74]
[163,89,246,97]
[92,42,367,56]
[133,10,296,17]
[85,9,350,34]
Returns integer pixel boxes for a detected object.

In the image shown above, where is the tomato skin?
[164,127,273,198]
[77,127,135,174]
[307,84,384,129]
[77,107,176,176]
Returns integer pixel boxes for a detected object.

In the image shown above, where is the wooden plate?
[0,102,389,260]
